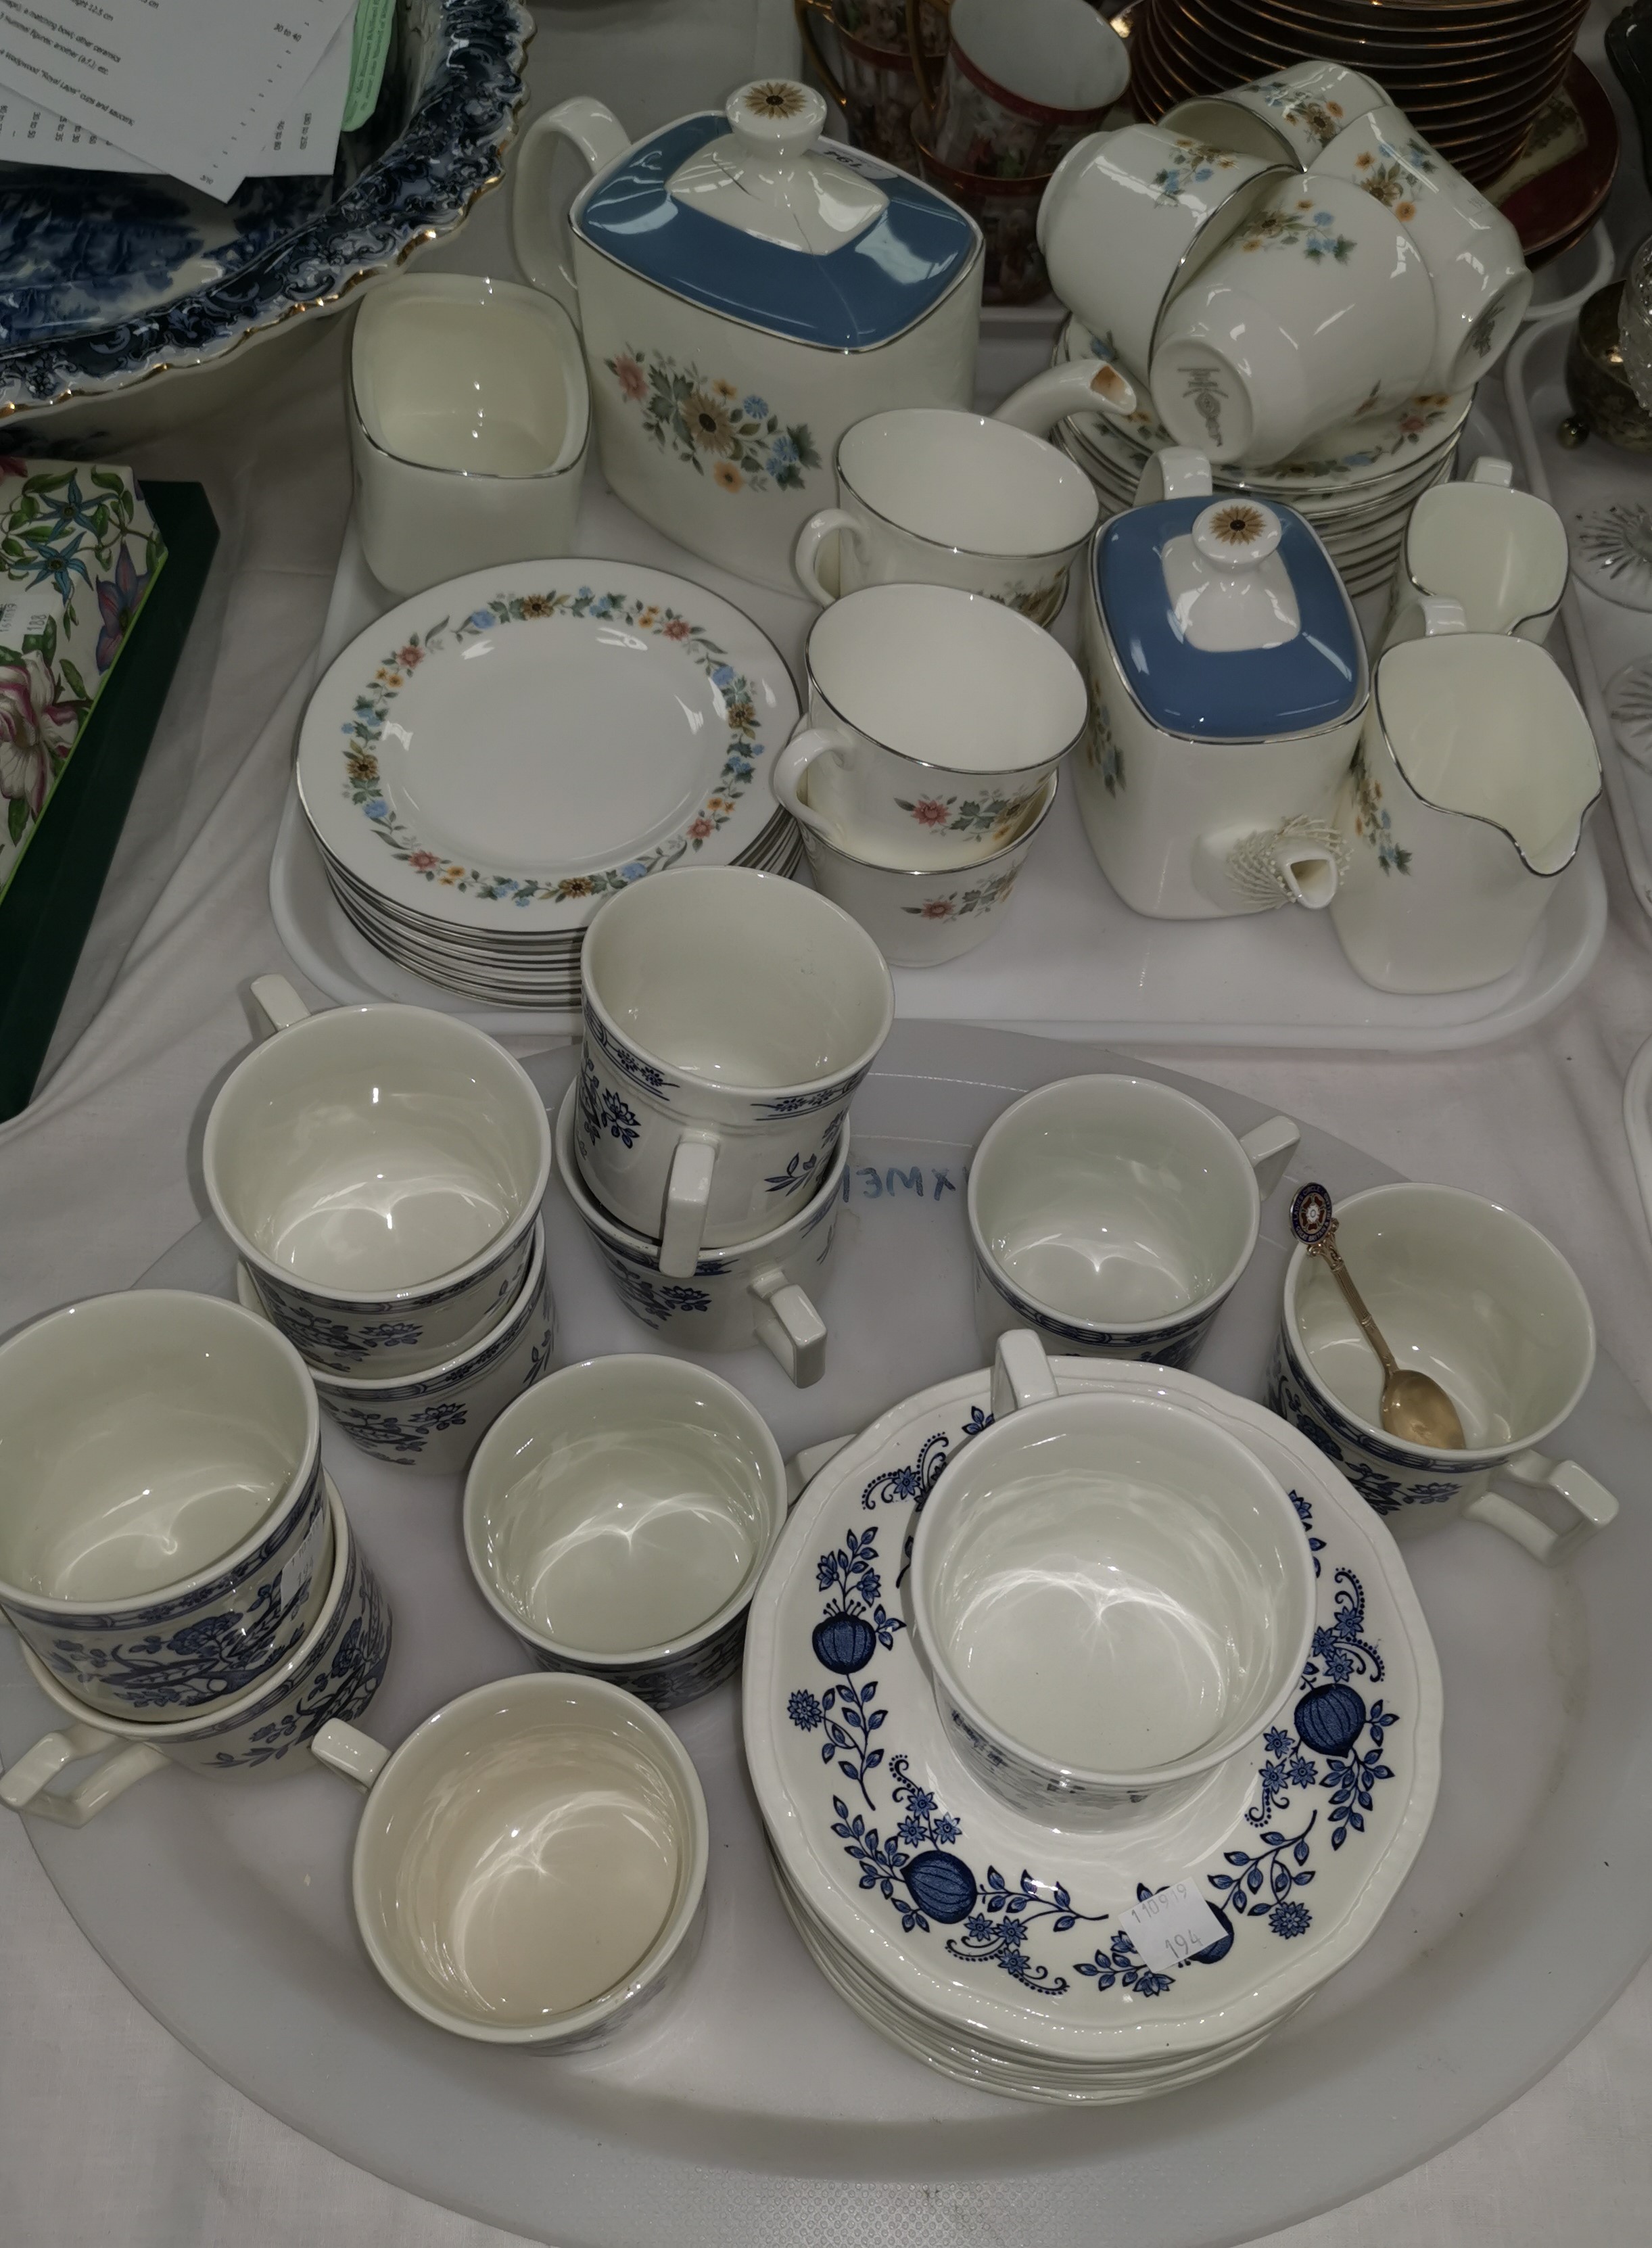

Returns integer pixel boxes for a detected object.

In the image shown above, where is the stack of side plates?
[1054,319,1473,596]
[742,1357,1442,2103]
[295,561,801,1009]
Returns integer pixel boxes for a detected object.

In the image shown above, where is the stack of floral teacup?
[206,976,557,1477]
[558,866,894,1389]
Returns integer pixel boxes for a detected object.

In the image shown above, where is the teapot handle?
[511,97,632,317]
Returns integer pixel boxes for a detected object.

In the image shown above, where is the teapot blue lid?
[1095,496,1366,740]
[573,112,981,353]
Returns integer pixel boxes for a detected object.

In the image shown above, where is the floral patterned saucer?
[742,1356,1442,2069]
[296,560,797,940]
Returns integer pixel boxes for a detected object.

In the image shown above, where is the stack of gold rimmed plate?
[1050,317,1472,595]
[1127,0,1590,190]
[294,561,800,1010]
[743,1356,1442,2103]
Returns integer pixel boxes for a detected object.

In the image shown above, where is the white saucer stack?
[294,560,801,1010]
[743,1353,1442,2102]
[1052,320,1473,597]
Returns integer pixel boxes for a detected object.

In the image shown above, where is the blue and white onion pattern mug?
[0,1290,331,1721]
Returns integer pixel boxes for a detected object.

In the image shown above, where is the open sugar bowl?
[968,1074,1298,1365]
[1269,1181,1620,1562]
[206,979,550,1378]
[464,1356,787,1709]
[908,1335,1318,1825]
[312,1673,707,2052]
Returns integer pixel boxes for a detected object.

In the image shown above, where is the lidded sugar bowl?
[1075,451,1369,918]
[511,79,984,592]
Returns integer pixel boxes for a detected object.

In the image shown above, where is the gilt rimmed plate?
[742,1357,1441,2066]
[296,561,798,937]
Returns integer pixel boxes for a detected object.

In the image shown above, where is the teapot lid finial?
[727,80,828,154]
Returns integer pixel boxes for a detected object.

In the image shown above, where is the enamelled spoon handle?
[1290,1179,1401,1377]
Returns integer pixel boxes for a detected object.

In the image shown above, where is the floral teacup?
[772,582,1087,872]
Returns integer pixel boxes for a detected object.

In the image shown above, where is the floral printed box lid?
[0,458,164,907]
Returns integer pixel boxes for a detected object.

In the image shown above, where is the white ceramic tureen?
[511,79,984,591]
[1077,452,1369,919]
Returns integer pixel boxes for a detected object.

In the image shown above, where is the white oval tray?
[4,1023,1650,2248]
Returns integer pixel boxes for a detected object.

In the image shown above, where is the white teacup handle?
[510,97,632,310]
[1135,448,1213,505]
[993,358,1138,437]
[1467,1451,1619,1566]
[1467,455,1515,487]
[785,1433,857,1504]
[1238,1115,1300,1199]
[749,1267,827,1388]
[1384,592,1469,649]
[771,728,858,848]
[0,1725,168,1826]
[659,1133,717,1280]
[312,1718,391,1787]
[794,509,866,606]
[990,1328,1060,1418]
[251,973,311,1035]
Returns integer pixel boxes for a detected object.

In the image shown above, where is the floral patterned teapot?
[1075,449,1369,919]
[509,79,987,593]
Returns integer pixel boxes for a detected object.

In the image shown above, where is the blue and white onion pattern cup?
[311,1672,709,2051]
[968,1073,1300,1367]
[205,976,550,1377]
[557,1083,847,1387]
[907,1328,1318,1825]
[0,1288,331,1721]
[0,1477,389,1826]
[238,1217,555,1478]
[1269,1181,1621,1562]
[577,866,893,1278]
[464,1355,788,1710]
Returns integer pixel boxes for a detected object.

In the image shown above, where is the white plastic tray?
[1509,313,1652,920]
[6,1023,1652,2248]
[273,427,1606,1050]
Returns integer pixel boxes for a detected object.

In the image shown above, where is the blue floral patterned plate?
[743,1357,1442,2067]
[0,0,529,434]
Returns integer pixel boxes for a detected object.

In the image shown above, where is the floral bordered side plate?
[742,1357,1442,2065]
[296,560,799,936]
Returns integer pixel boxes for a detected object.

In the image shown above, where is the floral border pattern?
[339,586,765,905]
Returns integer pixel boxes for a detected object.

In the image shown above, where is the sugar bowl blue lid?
[1095,494,1366,741]
[573,85,981,353]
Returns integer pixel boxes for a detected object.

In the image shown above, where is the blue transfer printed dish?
[573,115,979,352]
[0,0,530,431]
[1095,496,1366,742]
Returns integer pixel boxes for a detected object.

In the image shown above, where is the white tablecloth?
[8,11,1652,2240]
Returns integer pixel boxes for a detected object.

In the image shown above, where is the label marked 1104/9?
[1119,1880,1227,1972]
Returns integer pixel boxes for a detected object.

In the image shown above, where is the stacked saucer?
[295,561,801,1010]
[743,1352,1442,2100]
[1052,319,1470,595]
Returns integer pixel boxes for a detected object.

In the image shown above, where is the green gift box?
[0,461,166,907]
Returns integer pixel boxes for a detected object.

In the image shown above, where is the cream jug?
[1075,451,1368,918]
[1330,599,1601,993]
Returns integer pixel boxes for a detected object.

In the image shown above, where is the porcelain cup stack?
[0,1289,392,1823]
[565,866,894,1386]
[772,582,1089,966]
[204,977,557,1476]
[1035,64,1532,592]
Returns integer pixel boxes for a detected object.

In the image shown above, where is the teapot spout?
[993,357,1137,437]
